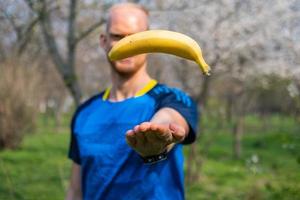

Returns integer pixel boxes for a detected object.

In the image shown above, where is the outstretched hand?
[125,122,186,157]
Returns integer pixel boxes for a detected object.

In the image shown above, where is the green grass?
[185,114,300,200]
[0,114,299,199]
[0,116,71,200]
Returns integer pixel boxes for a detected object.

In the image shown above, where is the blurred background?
[0,0,299,199]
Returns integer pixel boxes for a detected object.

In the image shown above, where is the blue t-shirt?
[68,83,198,200]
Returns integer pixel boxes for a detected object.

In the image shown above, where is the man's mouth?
[118,58,132,64]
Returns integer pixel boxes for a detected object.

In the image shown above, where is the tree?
[21,0,107,105]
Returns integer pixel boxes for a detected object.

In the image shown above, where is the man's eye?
[109,34,126,41]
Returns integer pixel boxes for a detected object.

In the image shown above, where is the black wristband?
[141,150,168,164]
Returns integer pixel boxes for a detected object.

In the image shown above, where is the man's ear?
[100,34,107,48]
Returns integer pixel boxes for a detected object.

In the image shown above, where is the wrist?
[140,149,168,164]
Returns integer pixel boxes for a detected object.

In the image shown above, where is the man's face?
[101,7,148,76]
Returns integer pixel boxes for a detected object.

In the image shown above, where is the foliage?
[246,74,300,115]
[0,60,41,150]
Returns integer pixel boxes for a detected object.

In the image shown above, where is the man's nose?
[110,40,118,47]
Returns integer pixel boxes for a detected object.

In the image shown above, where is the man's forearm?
[66,163,82,200]
[65,187,82,200]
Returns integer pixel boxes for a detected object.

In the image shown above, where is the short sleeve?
[68,113,81,164]
[67,93,103,165]
[154,87,199,144]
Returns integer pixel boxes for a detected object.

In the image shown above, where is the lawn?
[0,114,299,199]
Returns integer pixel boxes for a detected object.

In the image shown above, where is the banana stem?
[196,56,211,76]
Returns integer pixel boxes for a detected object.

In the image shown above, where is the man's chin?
[112,65,136,77]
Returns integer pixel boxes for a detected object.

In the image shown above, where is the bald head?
[100,3,149,76]
[106,3,149,33]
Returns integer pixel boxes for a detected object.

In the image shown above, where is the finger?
[153,124,173,142]
[145,124,160,142]
[126,136,137,147]
[149,123,158,132]
[169,123,186,142]
[144,130,159,143]
[146,124,167,141]
[126,129,135,136]
[126,130,137,147]
[135,131,147,146]
[133,125,140,133]
[157,124,170,137]
[138,122,151,132]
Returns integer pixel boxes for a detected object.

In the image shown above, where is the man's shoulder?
[73,92,104,117]
[148,83,193,107]
[150,83,188,95]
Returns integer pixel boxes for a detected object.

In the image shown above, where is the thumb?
[169,123,186,142]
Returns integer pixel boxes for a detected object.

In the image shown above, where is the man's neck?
[109,66,152,101]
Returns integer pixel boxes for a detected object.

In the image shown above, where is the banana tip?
[200,65,211,76]
[204,71,211,76]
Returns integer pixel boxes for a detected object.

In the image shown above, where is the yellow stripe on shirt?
[102,79,157,101]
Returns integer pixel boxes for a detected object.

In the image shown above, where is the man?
[66,3,198,200]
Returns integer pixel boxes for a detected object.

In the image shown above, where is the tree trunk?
[22,0,106,105]
[233,116,244,159]
[38,0,82,106]
[185,143,202,184]
[226,95,233,124]
[196,75,211,109]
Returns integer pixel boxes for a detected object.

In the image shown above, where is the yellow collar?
[102,79,157,101]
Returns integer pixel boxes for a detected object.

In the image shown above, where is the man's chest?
[74,100,156,156]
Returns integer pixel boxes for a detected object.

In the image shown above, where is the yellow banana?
[108,30,211,76]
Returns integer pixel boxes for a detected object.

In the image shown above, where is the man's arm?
[126,107,189,157]
[65,162,82,200]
